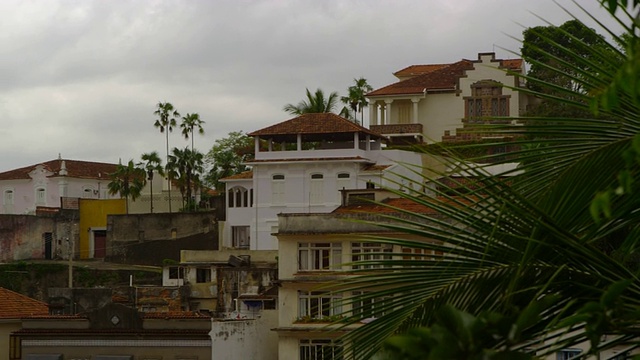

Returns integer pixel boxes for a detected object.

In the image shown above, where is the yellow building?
[78,198,125,259]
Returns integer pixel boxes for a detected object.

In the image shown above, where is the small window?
[196,268,211,283]
[169,266,184,279]
[337,173,350,179]
[556,349,581,360]
[3,190,14,205]
[311,174,323,180]
[273,174,285,180]
[366,182,375,189]
[35,188,46,205]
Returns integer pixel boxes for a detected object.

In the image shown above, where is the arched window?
[83,186,94,199]
[35,188,46,205]
[3,190,13,205]
[272,174,285,205]
[228,186,250,208]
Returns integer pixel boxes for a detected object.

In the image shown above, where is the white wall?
[211,310,278,360]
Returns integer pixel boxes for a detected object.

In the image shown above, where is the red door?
[94,230,107,258]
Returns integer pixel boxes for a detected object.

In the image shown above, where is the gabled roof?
[0,159,118,181]
[369,56,524,97]
[0,287,49,319]
[249,113,382,139]
[368,60,474,96]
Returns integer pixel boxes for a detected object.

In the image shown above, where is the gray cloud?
[0,0,616,171]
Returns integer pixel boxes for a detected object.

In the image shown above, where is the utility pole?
[68,236,73,288]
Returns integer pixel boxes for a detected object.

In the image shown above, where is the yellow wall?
[78,199,125,259]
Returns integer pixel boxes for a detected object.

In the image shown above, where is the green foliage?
[341,77,373,123]
[167,146,204,211]
[107,159,146,213]
[180,112,205,151]
[204,131,254,190]
[283,88,340,115]
[336,2,640,359]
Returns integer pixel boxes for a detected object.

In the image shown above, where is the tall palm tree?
[336,4,640,359]
[138,151,163,213]
[107,159,146,214]
[341,77,373,124]
[283,88,339,115]
[154,102,180,213]
[180,113,205,151]
[167,147,204,211]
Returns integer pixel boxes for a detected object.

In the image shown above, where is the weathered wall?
[106,211,218,265]
[211,310,278,360]
[0,215,55,261]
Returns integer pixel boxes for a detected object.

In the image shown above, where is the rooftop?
[0,158,118,181]
[0,287,49,319]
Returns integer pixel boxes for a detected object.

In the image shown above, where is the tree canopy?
[204,131,254,191]
[283,88,339,115]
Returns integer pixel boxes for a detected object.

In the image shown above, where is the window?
[299,242,341,271]
[464,80,509,123]
[352,291,390,319]
[309,173,324,205]
[272,174,285,205]
[35,188,46,205]
[401,246,441,262]
[351,242,393,269]
[557,349,581,360]
[196,268,211,283]
[3,190,13,205]
[299,339,342,360]
[228,187,250,208]
[169,266,184,279]
[298,291,342,319]
[232,226,250,249]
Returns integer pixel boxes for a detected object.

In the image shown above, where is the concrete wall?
[211,310,278,360]
[0,215,56,261]
[78,198,126,259]
[0,321,19,360]
[106,211,218,265]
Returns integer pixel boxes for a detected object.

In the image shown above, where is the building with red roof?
[0,287,48,360]
[366,52,531,144]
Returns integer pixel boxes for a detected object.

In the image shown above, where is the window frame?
[299,339,342,360]
[351,242,393,270]
[298,291,343,319]
[298,242,342,271]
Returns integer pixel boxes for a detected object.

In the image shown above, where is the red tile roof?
[249,113,382,138]
[369,56,523,97]
[221,171,253,181]
[0,288,49,319]
[368,60,474,96]
[393,64,450,78]
[246,156,369,164]
[0,159,118,181]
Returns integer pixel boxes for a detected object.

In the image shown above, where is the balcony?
[370,124,423,144]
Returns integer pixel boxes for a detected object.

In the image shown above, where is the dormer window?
[464,80,509,123]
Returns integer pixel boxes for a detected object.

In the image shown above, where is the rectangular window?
[556,349,581,360]
[309,174,324,205]
[298,291,342,319]
[35,188,46,205]
[298,242,341,271]
[351,291,390,319]
[196,268,211,283]
[232,226,250,249]
[351,242,393,269]
[168,266,184,279]
[299,339,342,360]
[4,190,14,205]
[272,174,285,205]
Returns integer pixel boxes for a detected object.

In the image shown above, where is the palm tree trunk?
[166,131,172,214]
[150,178,154,213]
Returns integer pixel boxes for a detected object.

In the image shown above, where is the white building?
[220,113,446,251]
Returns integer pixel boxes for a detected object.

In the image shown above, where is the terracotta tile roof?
[249,113,382,138]
[0,287,49,319]
[369,56,523,97]
[220,171,253,181]
[0,159,118,181]
[368,60,474,96]
[393,64,450,78]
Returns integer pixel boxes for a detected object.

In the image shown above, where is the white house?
[0,156,120,215]
[220,113,447,251]
[367,52,531,144]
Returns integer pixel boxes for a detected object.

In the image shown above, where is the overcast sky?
[0,0,616,172]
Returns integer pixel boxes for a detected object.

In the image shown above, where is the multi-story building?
[221,112,447,251]
[366,52,531,144]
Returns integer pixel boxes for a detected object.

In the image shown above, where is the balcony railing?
[370,123,423,135]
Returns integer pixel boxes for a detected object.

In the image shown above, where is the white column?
[366,134,371,151]
[369,102,378,126]
[385,99,393,125]
[354,132,360,149]
[412,98,420,124]
[297,134,302,151]
[255,137,261,154]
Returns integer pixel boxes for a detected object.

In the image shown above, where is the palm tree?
[167,147,204,211]
[335,4,640,359]
[138,151,163,213]
[341,77,373,124]
[283,88,339,115]
[154,102,180,213]
[107,159,146,214]
[180,113,205,151]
